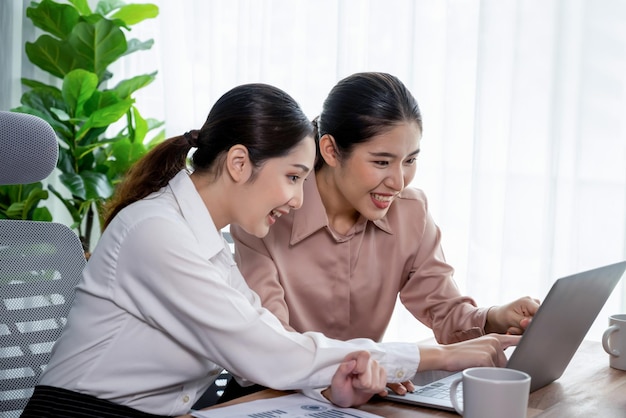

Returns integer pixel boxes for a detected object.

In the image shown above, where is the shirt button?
[396,371,405,379]
[182,395,190,403]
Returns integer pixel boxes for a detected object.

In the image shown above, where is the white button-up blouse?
[39,171,419,416]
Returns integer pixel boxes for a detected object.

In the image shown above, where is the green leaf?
[20,87,66,117]
[91,98,135,128]
[32,206,53,222]
[131,106,148,142]
[26,0,80,40]
[106,136,147,176]
[59,172,87,200]
[88,99,134,128]
[25,35,81,79]
[105,137,132,175]
[78,126,108,147]
[84,90,122,115]
[76,98,134,140]
[62,69,99,117]
[110,4,159,26]
[6,202,27,220]
[145,118,165,132]
[57,147,76,175]
[0,182,49,220]
[109,18,131,31]
[76,140,114,161]
[50,107,71,122]
[21,77,62,92]
[21,188,51,219]
[81,13,103,25]
[95,0,127,16]
[75,144,96,169]
[125,139,148,166]
[82,170,114,200]
[0,185,24,219]
[68,0,93,16]
[49,184,82,224]
[60,170,113,200]
[112,72,156,99]
[124,38,154,56]
[68,18,127,81]
[16,89,73,140]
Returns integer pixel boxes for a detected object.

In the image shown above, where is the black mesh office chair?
[0,111,86,417]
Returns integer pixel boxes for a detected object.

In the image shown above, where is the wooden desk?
[199,341,626,418]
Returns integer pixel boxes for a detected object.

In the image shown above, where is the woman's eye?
[288,175,300,183]
[405,157,417,164]
[374,161,389,167]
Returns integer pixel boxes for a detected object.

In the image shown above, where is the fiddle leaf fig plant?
[0,183,52,221]
[11,0,163,254]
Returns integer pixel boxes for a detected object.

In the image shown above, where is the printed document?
[190,393,383,418]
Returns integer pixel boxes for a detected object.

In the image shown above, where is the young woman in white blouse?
[21,83,518,417]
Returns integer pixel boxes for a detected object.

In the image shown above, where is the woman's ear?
[226,144,252,183]
[319,134,339,167]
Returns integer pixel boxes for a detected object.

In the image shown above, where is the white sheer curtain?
[5,0,626,342]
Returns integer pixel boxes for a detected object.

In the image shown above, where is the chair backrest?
[0,111,58,185]
[0,111,86,417]
[0,221,86,415]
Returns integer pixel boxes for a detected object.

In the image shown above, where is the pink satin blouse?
[231,174,489,344]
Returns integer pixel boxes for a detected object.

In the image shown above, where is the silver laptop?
[386,260,626,412]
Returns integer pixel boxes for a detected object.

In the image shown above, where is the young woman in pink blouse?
[228,72,540,399]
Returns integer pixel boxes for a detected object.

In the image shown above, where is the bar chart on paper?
[191,393,382,418]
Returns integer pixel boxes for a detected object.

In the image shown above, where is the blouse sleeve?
[399,202,490,344]
[230,223,294,330]
[114,217,418,390]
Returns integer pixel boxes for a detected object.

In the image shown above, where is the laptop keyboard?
[410,373,463,405]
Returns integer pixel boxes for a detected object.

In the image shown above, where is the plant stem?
[82,205,94,254]
[126,110,135,142]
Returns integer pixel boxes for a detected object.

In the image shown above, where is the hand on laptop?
[418,334,521,371]
[322,350,387,407]
[485,296,542,335]
[386,380,415,395]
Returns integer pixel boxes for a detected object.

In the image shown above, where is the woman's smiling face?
[237,135,316,238]
[330,122,422,221]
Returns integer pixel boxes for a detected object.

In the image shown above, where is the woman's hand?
[485,296,541,334]
[386,381,415,395]
[418,334,521,371]
[322,350,387,407]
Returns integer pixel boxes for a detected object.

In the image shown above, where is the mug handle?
[449,376,463,415]
[602,324,621,357]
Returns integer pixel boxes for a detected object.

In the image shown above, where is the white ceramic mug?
[449,367,531,418]
[602,313,626,371]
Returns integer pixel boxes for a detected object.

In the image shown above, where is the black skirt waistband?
[21,385,173,418]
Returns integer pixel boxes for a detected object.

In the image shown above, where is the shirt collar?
[169,170,226,258]
[290,173,393,245]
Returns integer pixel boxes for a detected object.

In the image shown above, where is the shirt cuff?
[300,387,331,404]
[376,342,420,383]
